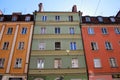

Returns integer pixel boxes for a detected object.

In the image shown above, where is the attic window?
[0,17,4,21]
[110,17,115,22]
[12,16,17,21]
[25,16,31,21]
[97,16,103,22]
[85,17,91,22]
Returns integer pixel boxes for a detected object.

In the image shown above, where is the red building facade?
[82,13,120,80]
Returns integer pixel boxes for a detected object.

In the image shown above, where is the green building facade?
[28,5,88,80]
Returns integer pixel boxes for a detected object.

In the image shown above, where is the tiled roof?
[82,16,120,24]
[0,14,34,22]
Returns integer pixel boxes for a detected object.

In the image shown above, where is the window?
[70,27,74,34]
[105,41,112,50]
[0,17,4,21]
[85,17,91,22]
[109,58,118,68]
[110,17,115,22]
[12,16,17,21]
[94,58,102,68]
[7,27,13,34]
[42,16,47,21]
[18,42,24,50]
[15,58,22,68]
[37,59,44,69]
[55,28,60,34]
[55,16,60,21]
[41,27,46,34]
[54,58,62,68]
[39,43,46,50]
[97,16,103,22]
[88,27,94,34]
[21,27,27,34]
[101,28,108,34]
[70,42,76,50]
[68,16,73,22]
[25,16,30,21]
[2,42,9,50]
[91,42,98,50]
[114,27,120,34]
[55,42,61,50]
[72,58,78,68]
[0,58,5,68]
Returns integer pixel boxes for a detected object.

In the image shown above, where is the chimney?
[0,10,3,15]
[72,5,77,12]
[38,3,43,12]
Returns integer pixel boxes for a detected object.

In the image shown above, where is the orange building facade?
[82,13,120,80]
[0,13,33,80]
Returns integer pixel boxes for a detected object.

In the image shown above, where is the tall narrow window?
[88,27,94,34]
[101,28,108,34]
[42,16,47,21]
[39,43,46,50]
[25,16,30,21]
[55,42,61,50]
[114,27,120,34]
[70,42,76,50]
[70,27,74,34]
[85,17,91,22]
[15,58,22,68]
[68,16,73,22]
[18,42,24,50]
[37,59,44,69]
[7,27,13,34]
[94,58,102,68]
[2,42,9,50]
[91,42,98,50]
[55,28,60,34]
[72,58,78,68]
[109,58,118,68]
[0,58,5,68]
[41,27,46,34]
[54,58,62,68]
[55,16,60,21]
[21,27,27,34]
[105,41,112,50]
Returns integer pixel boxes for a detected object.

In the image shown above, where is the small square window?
[39,43,46,50]
[55,16,60,21]
[12,16,17,21]
[88,27,94,34]
[110,17,115,22]
[98,17,103,22]
[42,16,47,21]
[0,17,4,21]
[25,16,30,21]
[85,17,91,22]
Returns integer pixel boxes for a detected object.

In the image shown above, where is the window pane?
[70,28,74,34]
[7,27,13,34]
[109,58,117,68]
[94,58,102,68]
[37,59,44,69]
[55,42,61,50]
[88,27,94,34]
[39,43,45,50]
[115,27,120,34]
[102,28,108,34]
[54,59,61,68]
[72,58,78,68]
[21,27,27,34]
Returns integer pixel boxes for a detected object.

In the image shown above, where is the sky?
[0,0,120,16]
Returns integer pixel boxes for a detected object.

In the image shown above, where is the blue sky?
[0,0,120,16]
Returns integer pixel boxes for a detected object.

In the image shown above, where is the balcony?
[33,34,81,39]
[31,50,84,56]
[29,68,86,75]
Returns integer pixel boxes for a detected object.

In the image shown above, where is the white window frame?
[88,27,94,34]
[55,27,60,34]
[41,27,46,34]
[15,58,22,68]
[72,58,79,68]
[42,16,47,21]
[105,41,112,50]
[109,58,118,68]
[54,58,62,68]
[18,42,24,50]
[39,43,46,50]
[101,27,108,34]
[0,58,5,68]
[91,42,98,50]
[55,16,60,21]
[94,58,102,68]
[37,59,44,69]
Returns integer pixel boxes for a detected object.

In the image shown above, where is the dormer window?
[12,16,17,21]
[85,16,91,22]
[110,17,115,22]
[97,16,103,22]
[25,16,31,21]
[0,17,4,21]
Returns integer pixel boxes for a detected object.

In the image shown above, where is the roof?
[0,14,34,22]
[82,16,120,24]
